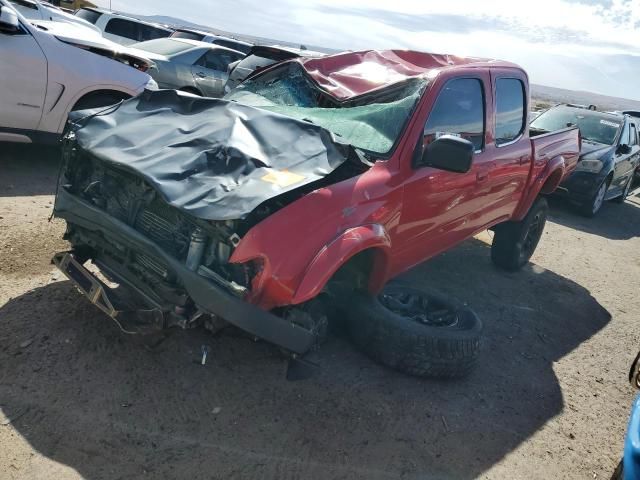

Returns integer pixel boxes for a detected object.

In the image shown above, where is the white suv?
[75,8,173,46]
[0,1,156,144]
[8,0,100,32]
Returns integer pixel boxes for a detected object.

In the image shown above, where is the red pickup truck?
[53,50,580,378]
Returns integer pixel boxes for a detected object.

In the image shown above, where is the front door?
[0,22,46,132]
[613,121,640,193]
[394,74,494,271]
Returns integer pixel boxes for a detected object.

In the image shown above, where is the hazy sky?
[102,0,640,100]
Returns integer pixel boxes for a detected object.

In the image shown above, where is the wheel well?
[325,248,389,299]
[540,169,563,194]
[71,90,130,111]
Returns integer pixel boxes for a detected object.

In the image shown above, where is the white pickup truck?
[0,0,156,144]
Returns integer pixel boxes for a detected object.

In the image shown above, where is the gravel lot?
[1,143,639,480]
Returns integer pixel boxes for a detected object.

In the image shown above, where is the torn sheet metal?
[70,89,348,220]
[298,50,496,101]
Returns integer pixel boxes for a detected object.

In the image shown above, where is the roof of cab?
[298,49,522,101]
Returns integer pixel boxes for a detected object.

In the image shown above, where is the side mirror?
[0,6,20,34]
[416,135,474,173]
[630,352,640,389]
[618,144,632,155]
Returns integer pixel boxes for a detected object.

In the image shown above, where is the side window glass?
[495,78,525,145]
[198,51,236,71]
[139,25,169,41]
[424,78,485,151]
[105,18,138,40]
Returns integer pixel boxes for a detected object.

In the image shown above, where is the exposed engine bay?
[52,68,423,352]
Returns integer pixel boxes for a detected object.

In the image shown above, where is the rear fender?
[513,155,565,220]
[291,224,392,305]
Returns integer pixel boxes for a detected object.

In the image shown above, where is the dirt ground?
[1,143,639,480]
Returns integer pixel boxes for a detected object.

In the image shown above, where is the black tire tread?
[491,196,548,271]
[347,286,482,379]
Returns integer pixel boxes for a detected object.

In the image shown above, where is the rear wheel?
[346,284,482,378]
[491,197,548,271]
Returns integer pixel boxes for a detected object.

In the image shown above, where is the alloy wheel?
[379,291,459,328]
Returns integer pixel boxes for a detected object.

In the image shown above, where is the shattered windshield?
[224,62,426,155]
[531,106,621,145]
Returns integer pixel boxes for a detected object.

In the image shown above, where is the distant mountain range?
[135,14,337,53]
[530,84,640,112]
[136,13,640,112]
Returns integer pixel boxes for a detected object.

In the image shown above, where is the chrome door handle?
[196,72,207,78]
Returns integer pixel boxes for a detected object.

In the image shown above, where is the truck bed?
[530,126,581,182]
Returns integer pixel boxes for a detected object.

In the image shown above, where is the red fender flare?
[291,224,392,305]
[514,155,565,220]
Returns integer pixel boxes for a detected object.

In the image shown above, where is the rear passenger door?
[191,50,241,97]
[486,73,532,223]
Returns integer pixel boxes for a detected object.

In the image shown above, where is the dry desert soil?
[1,144,639,479]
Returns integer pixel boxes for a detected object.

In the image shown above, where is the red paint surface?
[299,50,516,101]
[229,52,580,310]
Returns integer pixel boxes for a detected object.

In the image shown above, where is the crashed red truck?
[52,50,580,378]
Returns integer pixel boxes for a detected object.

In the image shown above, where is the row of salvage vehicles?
[0,0,637,384]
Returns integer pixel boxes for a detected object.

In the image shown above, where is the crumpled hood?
[70,89,348,221]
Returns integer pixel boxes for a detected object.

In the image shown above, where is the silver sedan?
[129,38,244,97]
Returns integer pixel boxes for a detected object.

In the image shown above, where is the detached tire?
[347,284,482,379]
[491,196,548,271]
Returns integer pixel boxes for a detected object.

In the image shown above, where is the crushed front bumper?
[52,251,166,335]
[53,187,316,354]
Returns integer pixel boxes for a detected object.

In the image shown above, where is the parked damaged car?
[223,44,322,94]
[52,50,580,379]
[531,105,640,216]
[128,37,244,97]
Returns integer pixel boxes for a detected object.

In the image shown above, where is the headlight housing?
[575,159,603,173]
